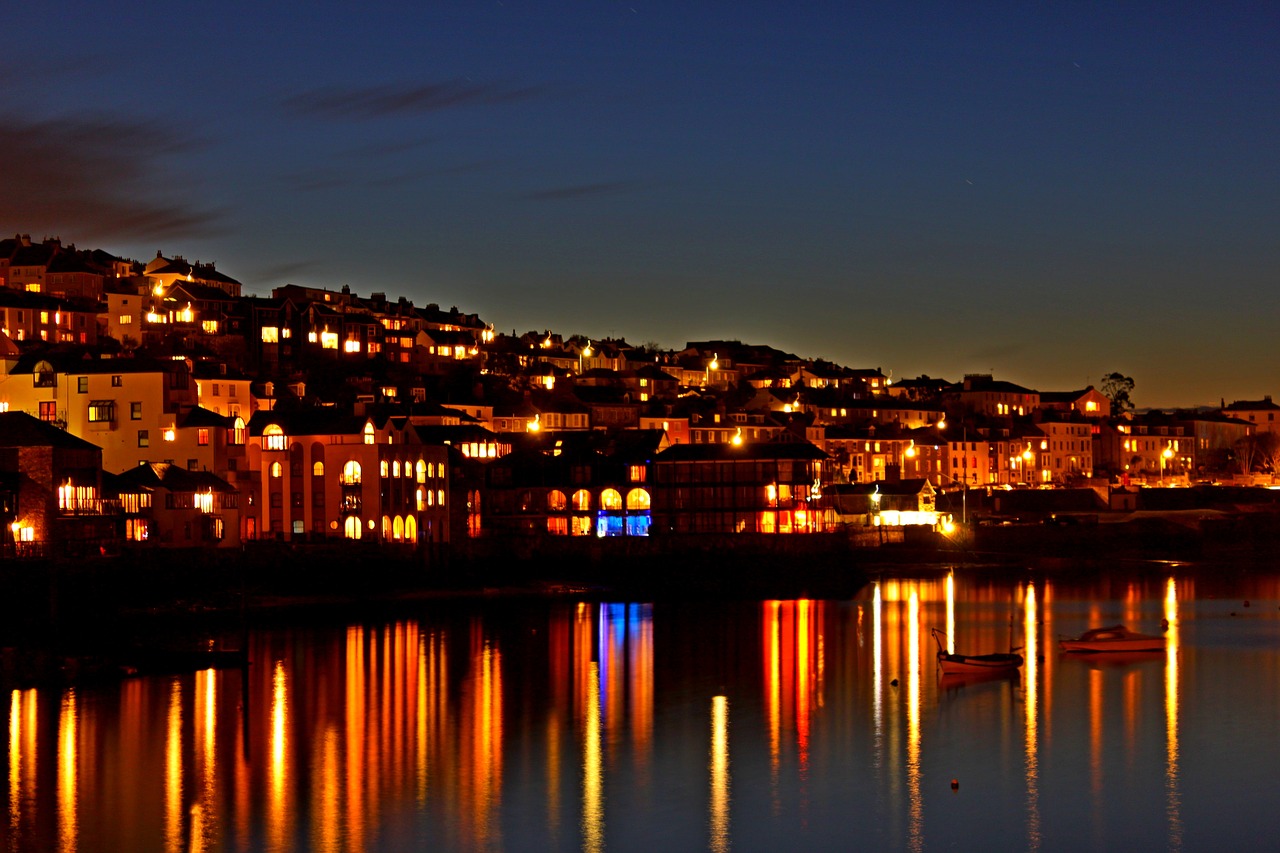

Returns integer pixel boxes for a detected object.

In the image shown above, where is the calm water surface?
[5,566,1280,852]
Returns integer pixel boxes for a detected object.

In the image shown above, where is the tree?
[1255,432,1280,473]
[1100,372,1136,414]
[1234,435,1259,474]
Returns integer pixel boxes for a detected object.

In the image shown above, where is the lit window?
[198,428,209,446]
[131,402,142,420]
[271,462,282,478]
[380,461,390,477]
[313,461,325,476]
[163,428,176,442]
[263,424,286,451]
[119,315,133,325]
[320,331,339,349]
[231,417,246,445]
[261,326,279,343]
[342,461,362,486]
[202,319,219,334]
[88,401,115,423]
[344,339,361,353]
[138,430,149,447]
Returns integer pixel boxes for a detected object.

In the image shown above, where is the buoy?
[951,779,959,790]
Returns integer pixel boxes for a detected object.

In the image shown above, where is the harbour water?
[5,565,1280,851]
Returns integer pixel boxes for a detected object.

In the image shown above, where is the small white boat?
[932,628,1023,674]
[1059,624,1165,653]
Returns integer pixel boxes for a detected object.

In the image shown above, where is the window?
[363,423,375,445]
[111,375,122,387]
[39,401,57,422]
[188,459,199,471]
[261,326,279,343]
[131,402,142,420]
[198,428,209,446]
[88,401,115,423]
[263,424,286,451]
[342,461,361,486]
[313,461,325,476]
[77,377,88,393]
[138,430,150,447]
[231,417,246,445]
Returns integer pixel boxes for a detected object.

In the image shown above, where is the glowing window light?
[263,424,287,451]
[344,339,361,353]
[163,428,176,442]
[320,331,338,350]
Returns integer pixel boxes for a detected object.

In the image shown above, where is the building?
[0,411,115,558]
[650,440,829,534]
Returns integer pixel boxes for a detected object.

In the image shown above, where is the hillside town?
[1,232,1277,560]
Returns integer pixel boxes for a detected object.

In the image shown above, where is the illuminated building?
[651,440,829,534]
[481,430,662,538]
[112,462,240,547]
[0,411,114,558]
[244,410,450,544]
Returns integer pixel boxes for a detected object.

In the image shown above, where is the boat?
[1059,624,1165,653]
[931,628,1023,675]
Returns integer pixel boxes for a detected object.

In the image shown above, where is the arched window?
[363,422,375,445]
[344,516,362,539]
[547,490,568,511]
[342,461,361,486]
[416,460,427,483]
[404,515,417,543]
[270,461,282,478]
[571,489,591,511]
[380,460,389,477]
[230,416,246,446]
[600,489,623,510]
[626,488,651,510]
[263,423,286,451]
[312,461,325,476]
[382,515,392,538]
[393,516,405,540]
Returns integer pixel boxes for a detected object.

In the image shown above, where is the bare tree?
[1234,435,1259,474]
[1255,432,1280,473]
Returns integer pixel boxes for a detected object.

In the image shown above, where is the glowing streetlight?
[1161,443,1174,486]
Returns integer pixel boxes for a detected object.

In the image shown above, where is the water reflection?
[5,572,1280,851]
[1023,582,1041,852]
[709,695,729,853]
[1165,576,1182,852]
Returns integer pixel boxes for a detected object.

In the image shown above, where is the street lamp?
[1161,444,1174,486]
[579,341,592,374]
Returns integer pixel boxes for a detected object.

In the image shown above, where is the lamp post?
[1161,444,1174,486]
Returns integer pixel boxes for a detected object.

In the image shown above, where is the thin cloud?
[0,113,221,240]
[251,260,319,283]
[284,79,544,120]
[522,181,642,201]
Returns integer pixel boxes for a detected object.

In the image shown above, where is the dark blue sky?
[5,1,1278,407]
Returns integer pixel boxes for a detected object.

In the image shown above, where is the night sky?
[5,2,1277,408]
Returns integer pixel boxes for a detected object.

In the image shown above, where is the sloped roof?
[115,461,236,493]
[655,440,828,463]
[0,412,101,451]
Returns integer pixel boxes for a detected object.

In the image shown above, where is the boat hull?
[1059,625,1165,653]
[937,651,1023,674]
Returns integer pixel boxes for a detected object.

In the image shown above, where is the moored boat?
[931,628,1023,674]
[1059,624,1165,653]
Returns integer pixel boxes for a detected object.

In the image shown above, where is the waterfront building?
[113,461,240,547]
[0,411,115,558]
[650,440,829,534]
